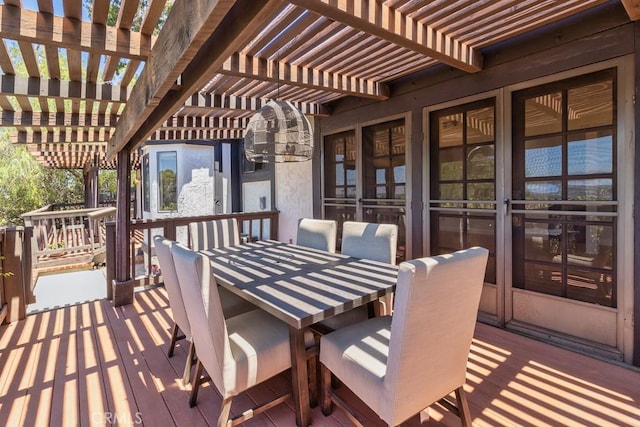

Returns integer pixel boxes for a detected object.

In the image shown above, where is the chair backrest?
[296,218,337,253]
[341,221,398,264]
[171,242,231,395]
[383,247,488,422]
[153,236,191,336]
[189,218,240,251]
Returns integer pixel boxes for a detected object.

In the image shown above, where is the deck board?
[1,287,639,426]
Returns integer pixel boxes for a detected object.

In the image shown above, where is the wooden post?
[1,227,26,322]
[105,220,116,301]
[112,148,134,306]
[84,162,99,208]
[633,21,640,367]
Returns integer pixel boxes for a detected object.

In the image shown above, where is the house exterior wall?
[314,2,638,365]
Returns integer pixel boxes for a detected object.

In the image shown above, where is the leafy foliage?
[0,132,84,226]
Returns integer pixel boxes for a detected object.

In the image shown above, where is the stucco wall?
[275,160,313,244]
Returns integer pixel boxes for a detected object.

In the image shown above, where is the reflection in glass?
[525,136,562,177]
[438,216,463,250]
[568,81,613,130]
[439,113,463,147]
[524,221,563,261]
[525,92,562,137]
[567,268,613,306]
[523,262,563,296]
[467,183,495,201]
[467,107,494,144]
[439,183,463,201]
[158,151,177,211]
[568,179,612,201]
[525,181,562,200]
[336,163,344,185]
[567,132,613,175]
[467,218,495,252]
[439,147,463,180]
[467,144,494,179]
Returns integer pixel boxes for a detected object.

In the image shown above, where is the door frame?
[503,55,634,362]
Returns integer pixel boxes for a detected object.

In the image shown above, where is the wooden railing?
[105,211,279,290]
[22,206,116,272]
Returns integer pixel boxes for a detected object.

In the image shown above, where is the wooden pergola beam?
[288,0,482,73]
[1,111,119,127]
[162,115,249,129]
[621,0,640,20]
[107,0,284,159]
[0,75,131,104]
[0,4,154,61]
[183,92,331,116]
[220,52,389,100]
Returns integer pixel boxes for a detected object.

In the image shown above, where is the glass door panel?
[512,69,617,307]
[430,100,497,284]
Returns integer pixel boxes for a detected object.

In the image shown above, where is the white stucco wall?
[242,180,272,240]
[274,160,313,244]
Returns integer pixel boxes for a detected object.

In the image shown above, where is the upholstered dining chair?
[319,247,489,427]
[155,236,257,385]
[189,218,241,251]
[172,243,305,425]
[316,221,398,333]
[296,218,338,253]
[154,235,193,384]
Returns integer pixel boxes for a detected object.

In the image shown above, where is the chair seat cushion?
[225,309,292,394]
[320,315,391,412]
[219,286,257,318]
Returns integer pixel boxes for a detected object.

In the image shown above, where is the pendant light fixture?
[243,99,313,163]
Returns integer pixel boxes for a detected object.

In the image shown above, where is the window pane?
[568,223,613,270]
[143,154,150,212]
[568,80,613,130]
[525,136,562,177]
[438,216,463,250]
[467,217,495,252]
[525,92,562,137]
[394,165,405,184]
[467,107,494,144]
[439,113,463,147]
[525,180,562,200]
[568,179,612,201]
[158,151,177,211]
[525,221,563,261]
[439,183,463,200]
[566,267,613,307]
[467,183,494,201]
[335,163,344,186]
[567,131,613,175]
[439,147,463,180]
[467,144,494,179]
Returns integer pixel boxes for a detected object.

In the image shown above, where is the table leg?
[289,326,310,427]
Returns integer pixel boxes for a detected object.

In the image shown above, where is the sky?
[10,0,91,20]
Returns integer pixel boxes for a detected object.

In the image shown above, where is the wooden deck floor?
[1,287,639,426]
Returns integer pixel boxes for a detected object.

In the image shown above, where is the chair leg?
[167,323,180,357]
[217,397,233,427]
[455,386,472,427]
[189,359,204,408]
[182,340,196,386]
[320,363,333,416]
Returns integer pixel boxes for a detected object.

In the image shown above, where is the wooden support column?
[83,161,99,208]
[633,21,640,367]
[0,227,28,322]
[112,148,133,306]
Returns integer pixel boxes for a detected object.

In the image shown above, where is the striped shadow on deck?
[0,287,638,426]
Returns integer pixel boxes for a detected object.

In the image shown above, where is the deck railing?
[22,206,116,272]
[105,211,279,290]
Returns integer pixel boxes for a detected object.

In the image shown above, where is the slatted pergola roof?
[0,0,636,169]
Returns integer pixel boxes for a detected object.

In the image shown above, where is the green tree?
[0,133,84,226]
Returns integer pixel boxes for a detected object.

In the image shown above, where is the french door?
[428,66,625,353]
[323,119,407,262]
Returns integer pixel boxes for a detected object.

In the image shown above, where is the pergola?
[2,0,640,313]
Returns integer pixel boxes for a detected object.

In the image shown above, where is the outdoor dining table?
[200,240,398,427]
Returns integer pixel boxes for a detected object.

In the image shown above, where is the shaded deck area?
[1,287,638,426]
